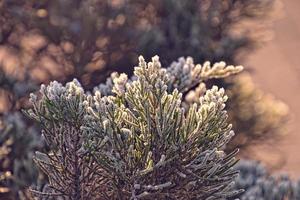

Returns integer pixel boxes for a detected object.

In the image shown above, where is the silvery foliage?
[95,56,243,96]
[85,56,243,199]
[27,55,243,199]
[233,160,300,200]
[27,80,104,199]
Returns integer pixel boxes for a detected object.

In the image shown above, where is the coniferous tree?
[27,56,243,199]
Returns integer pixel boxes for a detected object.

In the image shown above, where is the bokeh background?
[244,0,300,178]
[0,0,299,199]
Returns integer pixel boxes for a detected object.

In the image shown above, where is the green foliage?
[27,56,243,199]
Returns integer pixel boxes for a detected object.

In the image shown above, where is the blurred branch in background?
[226,73,289,152]
[0,0,137,92]
[136,0,281,64]
[232,160,300,199]
[0,0,283,92]
[0,0,288,199]
[0,113,44,199]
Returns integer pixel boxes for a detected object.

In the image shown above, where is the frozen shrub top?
[27,55,243,200]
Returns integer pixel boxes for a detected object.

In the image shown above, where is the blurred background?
[0,0,299,199]
[245,0,300,178]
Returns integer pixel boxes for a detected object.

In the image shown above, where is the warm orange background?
[244,0,300,178]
